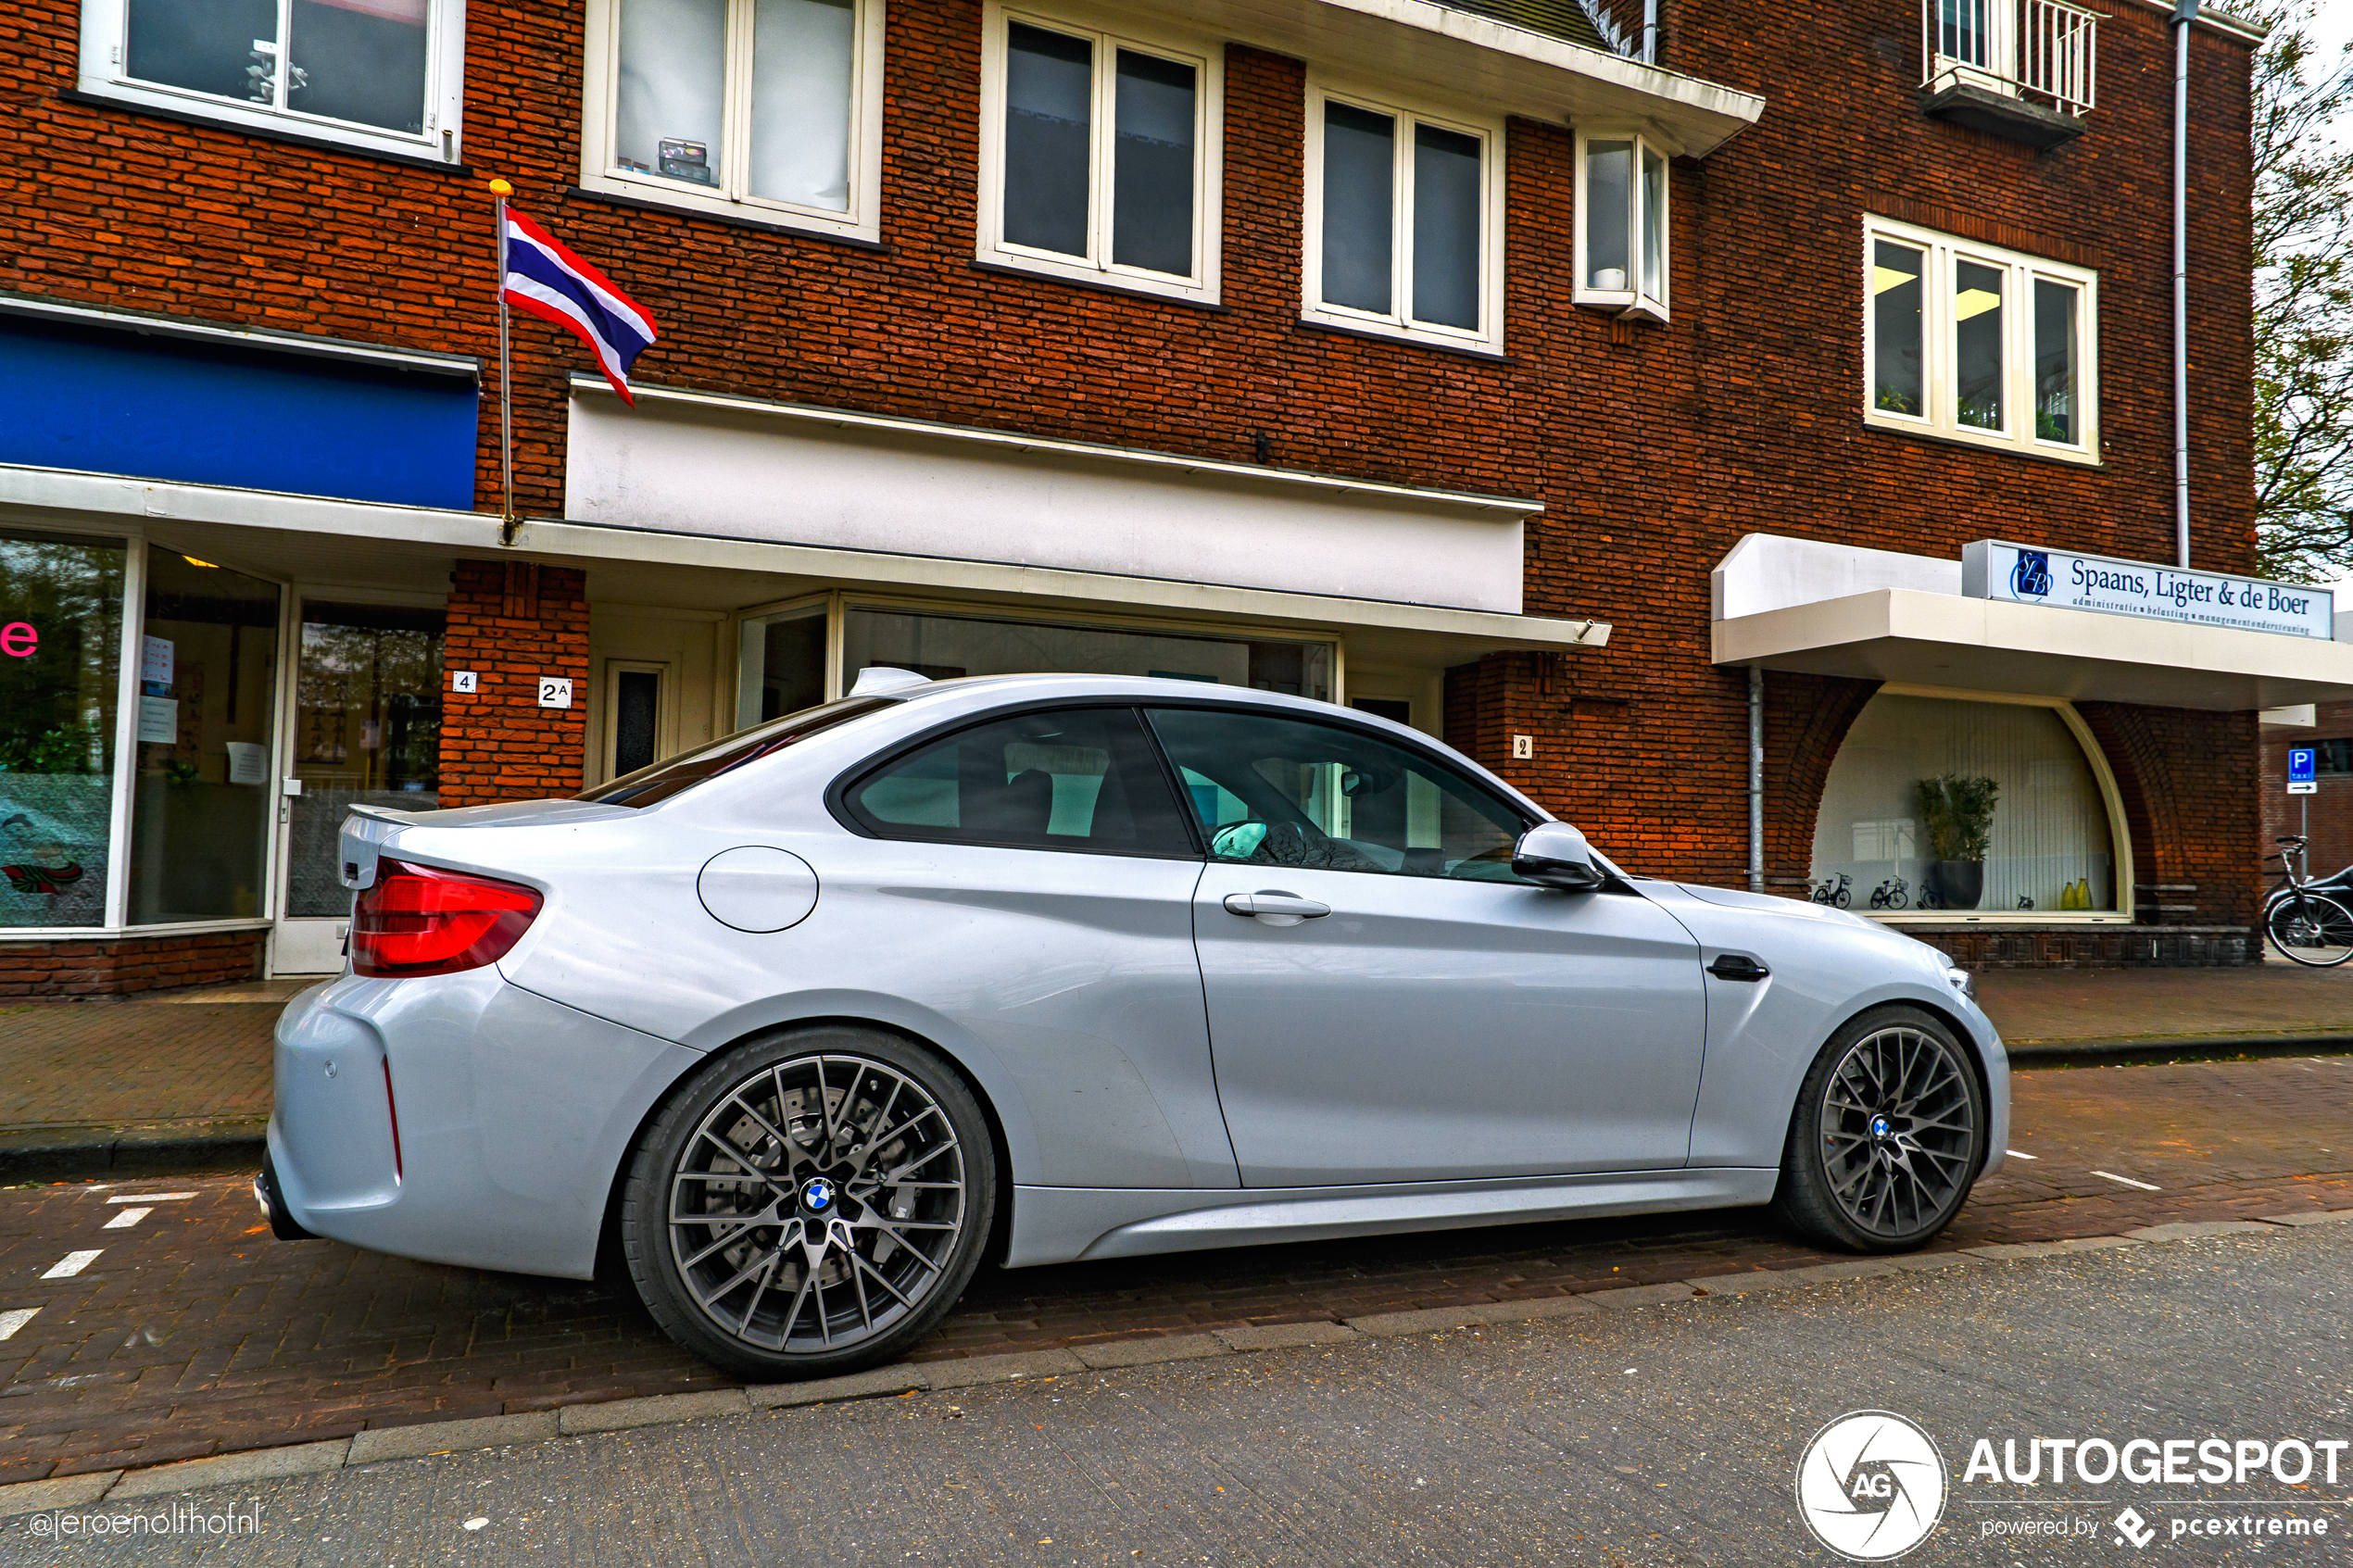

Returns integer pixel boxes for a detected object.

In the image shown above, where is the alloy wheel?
[1816,1025,1977,1240]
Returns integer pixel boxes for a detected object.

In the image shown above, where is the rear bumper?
[270,968,702,1280]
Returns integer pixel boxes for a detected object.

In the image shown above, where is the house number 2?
[537,678,573,709]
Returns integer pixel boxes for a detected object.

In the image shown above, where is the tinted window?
[1146,707,1529,880]
[845,707,1194,857]
[582,696,891,808]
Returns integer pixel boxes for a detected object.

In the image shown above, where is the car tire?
[1771,1005,1986,1254]
[622,1025,997,1381]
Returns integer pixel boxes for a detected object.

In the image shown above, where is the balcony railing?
[1923,0,2101,119]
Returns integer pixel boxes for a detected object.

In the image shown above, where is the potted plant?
[1915,774,1999,911]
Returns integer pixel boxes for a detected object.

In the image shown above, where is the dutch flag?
[500,207,659,402]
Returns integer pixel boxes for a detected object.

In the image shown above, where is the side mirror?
[1513,822,1605,891]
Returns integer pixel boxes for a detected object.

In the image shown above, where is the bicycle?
[1809,872,1852,909]
[2261,835,2353,967]
[1869,876,1908,910]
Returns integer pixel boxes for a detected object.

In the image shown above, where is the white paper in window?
[750,0,855,211]
[225,741,269,785]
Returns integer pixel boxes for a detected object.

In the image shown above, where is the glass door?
[272,598,443,974]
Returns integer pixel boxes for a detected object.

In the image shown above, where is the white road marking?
[2006,1149,2039,1160]
[103,1208,152,1230]
[106,1192,195,1203]
[0,1308,37,1340]
[2091,1170,2161,1191]
[43,1250,102,1279]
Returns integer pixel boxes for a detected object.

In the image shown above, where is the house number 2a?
[537,678,573,709]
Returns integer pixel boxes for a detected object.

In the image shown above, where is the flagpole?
[489,177,518,547]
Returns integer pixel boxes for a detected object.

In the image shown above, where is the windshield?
[579,696,896,809]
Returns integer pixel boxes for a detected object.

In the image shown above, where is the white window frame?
[1301,80,1505,355]
[578,0,886,243]
[1861,215,2100,464]
[1571,126,1670,322]
[975,3,1222,305]
[75,0,468,162]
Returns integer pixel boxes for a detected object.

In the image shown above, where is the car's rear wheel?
[1772,1006,1985,1253]
[622,1026,995,1381]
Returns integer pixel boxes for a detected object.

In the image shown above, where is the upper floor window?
[1863,216,2097,463]
[1574,129,1669,320]
[578,0,884,242]
[77,0,466,160]
[975,6,1222,303]
[1302,83,1504,354]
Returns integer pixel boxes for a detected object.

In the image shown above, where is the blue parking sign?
[2290,747,2318,794]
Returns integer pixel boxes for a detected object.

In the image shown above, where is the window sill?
[565,186,894,253]
[969,258,1227,311]
[59,86,461,172]
[1861,413,2103,469]
[1869,911,2133,926]
[1294,315,1510,364]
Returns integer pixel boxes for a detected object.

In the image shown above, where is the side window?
[844,707,1196,856]
[1145,707,1529,880]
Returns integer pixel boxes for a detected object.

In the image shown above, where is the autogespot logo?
[1795,1411,1949,1561]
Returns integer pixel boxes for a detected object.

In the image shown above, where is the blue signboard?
[2290,747,2317,795]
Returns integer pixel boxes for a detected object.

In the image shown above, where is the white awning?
[1712,534,2353,712]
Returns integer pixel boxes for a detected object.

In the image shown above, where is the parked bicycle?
[2262,835,2353,967]
[1869,876,1909,910]
[1809,872,1852,909]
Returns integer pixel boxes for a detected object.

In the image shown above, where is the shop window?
[581,0,883,241]
[1303,84,1503,353]
[0,531,126,930]
[81,0,465,161]
[2315,739,2353,775]
[736,602,828,732]
[841,607,1333,703]
[1809,693,2121,916]
[1863,216,2098,460]
[975,8,1220,301]
[129,554,281,925]
[285,601,442,919]
[1574,130,1668,320]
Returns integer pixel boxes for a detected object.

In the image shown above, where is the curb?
[0,1128,268,1185]
[6,1206,2347,1520]
[2004,1034,2353,1066]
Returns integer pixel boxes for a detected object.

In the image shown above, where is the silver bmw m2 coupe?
[263,671,2007,1379]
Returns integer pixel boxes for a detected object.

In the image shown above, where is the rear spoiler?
[338,804,418,891]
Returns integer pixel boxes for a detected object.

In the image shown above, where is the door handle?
[1223,891,1331,920]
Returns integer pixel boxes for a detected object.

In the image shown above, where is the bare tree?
[2251,1,2353,580]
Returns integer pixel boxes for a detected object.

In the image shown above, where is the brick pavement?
[0,1054,2347,1484]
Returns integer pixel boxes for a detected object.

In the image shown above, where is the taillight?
[352,859,542,978]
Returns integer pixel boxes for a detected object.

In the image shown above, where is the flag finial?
[487,178,513,196]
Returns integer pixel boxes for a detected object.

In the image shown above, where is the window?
[1863,217,2098,460]
[79,0,466,161]
[580,0,884,240]
[1303,84,1503,352]
[1809,692,2125,917]
[1574,129,1669,320]
[843,708,1196,857]
[0,531,125,931]
[285,600,442,919]
[842,607,1334,702]
[1145,707,1531,881]
[736,602,828,731]
[2315,738,2353,775]
[585,695,891,808]
[976,7,1221,301]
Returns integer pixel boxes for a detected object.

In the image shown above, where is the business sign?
[2290,747,2318,796]
[1962,542,2335,640]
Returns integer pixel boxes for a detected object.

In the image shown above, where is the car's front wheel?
[1772,1006,1986,1253]
[622,1026,996,1381]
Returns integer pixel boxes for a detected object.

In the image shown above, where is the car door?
[1145,704,1706,1187]
[833,703,1237,1190]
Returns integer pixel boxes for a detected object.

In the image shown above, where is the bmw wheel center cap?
[1869,1114,1891,1138]
[801,1177,836,1213]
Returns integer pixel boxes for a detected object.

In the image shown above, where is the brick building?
[0,0,2329,992]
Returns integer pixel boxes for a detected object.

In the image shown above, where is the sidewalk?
[0,965,2348,1178]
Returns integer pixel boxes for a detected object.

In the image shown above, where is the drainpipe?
[1642,0,1658,63]
[1748,666,1764,893]
[2172,0,2198,569]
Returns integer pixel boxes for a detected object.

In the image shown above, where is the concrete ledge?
[1583,1282,1703,1309]
[107,1440,348,1499]
[1884,1250,1990,1273]
[920,1348,1086,1388]
[0,1471,123,1518]
[2124,1221,2279,1243]
[1214,1322,1358,1351]
[557,1389,749,1436]
[1965,1236,2145,1261]
[1472,1295,1603,1323]
[1074,1334,1231,1370]
[1344,1306,1489,1336]
[347,1411,560,1465]
[2262,1208,2353,1227]
[1688,1261,1897,1295]
[749,1364,928,1408]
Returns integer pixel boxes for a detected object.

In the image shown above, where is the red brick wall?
[0,930,264,997]
[2259,705,2353,891]
[438,560,590,807]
